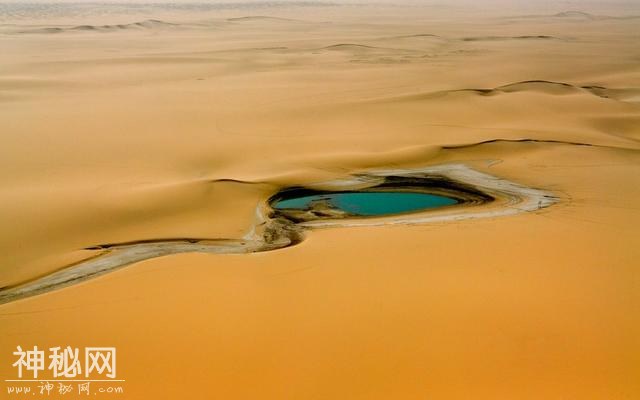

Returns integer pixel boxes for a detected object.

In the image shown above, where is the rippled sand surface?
[1,1,639,398]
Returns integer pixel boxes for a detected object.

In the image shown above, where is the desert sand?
[1,1,639,398]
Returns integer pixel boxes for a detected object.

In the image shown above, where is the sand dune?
[384,81,640,108]
[10,19,187,34]
[310,43,420,61]
[459,35,562,42]
[496,81,640,102]
[554,11,601,20]
[552,10,640,20]
[227,15,307,23]
[0,1,638,399]
[508,10,640,21]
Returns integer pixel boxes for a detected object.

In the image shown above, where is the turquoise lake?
[272,191,458,216]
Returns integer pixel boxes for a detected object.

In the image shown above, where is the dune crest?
[13,19,180,34]
[388,80,640,104]
[460,35,561,42]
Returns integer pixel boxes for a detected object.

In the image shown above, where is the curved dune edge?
[296,163,558,228]
[0,163,558,305]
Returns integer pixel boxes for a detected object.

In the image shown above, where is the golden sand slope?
[1,2,639,399]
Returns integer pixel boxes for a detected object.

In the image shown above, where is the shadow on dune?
[505,10,640,21]
[391,80,640,103]
[15,19,181,34]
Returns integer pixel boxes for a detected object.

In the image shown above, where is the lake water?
[272,191,458,216]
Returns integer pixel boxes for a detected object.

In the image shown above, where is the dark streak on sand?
[460,35,561,42]
[442,138,598,149]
